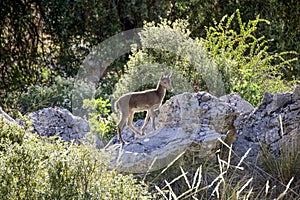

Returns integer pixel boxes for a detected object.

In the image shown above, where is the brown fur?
[115,74,173,144]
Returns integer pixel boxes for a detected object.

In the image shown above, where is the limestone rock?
[219,93,254,114]
[29,107,90,143]
[106,92,240,173]
[234,87,300,163]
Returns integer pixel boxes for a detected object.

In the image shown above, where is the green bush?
[202,9,297,106]
[2,76,74,117]
[0,117,152,199]
[112,19,207,104]
[117,11,297,107]
[113,52,192,100]
[83,98,116,143]
[0,116,26,151]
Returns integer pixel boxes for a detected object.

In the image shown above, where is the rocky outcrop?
[28,107,90,143]
[1,107,103,147]
[106,92,248,173]
[2,87,299,174]
[107,87,300,173]
[234,86,300,163]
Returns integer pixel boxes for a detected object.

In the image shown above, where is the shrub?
[0,115,26,151]
[116,11,297,108]
[83,98,116,143]
[112,19,209,105]
[0,117,152,199]
[2,76,74,117]
[202,9,297,106]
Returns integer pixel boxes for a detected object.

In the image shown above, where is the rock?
[28,107,90,143]
[1,107,103,147]
[107,88,300,171]
[106,92,240,173]
[234,87,300,164]
[219,93,254,114]
[292,85,300,102]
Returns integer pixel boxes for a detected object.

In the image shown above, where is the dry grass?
[149,137,300,199]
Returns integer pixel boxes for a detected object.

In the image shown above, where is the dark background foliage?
[0,0,299,110]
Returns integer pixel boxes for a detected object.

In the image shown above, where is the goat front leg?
[141,110,151,135]
[150,108,156,131]
[127,111,142,136]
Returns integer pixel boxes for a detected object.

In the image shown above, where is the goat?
[115,74,173,144]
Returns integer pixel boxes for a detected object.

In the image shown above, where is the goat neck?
[156,81,167,99]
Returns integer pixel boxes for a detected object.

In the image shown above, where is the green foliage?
[113,19,210,105]
[165,0,300,77]
[0,117,152,199]
[0,0,43,93]
[116,15,296,107]
[2,0,299,115]
[96,56,128,99]
[0,116,26,150]
[202,10,297,106]
[2,76,74,117]
[1,0,299,114]
[83,98,116,143]
[0,0,173,97]
[19,76,74,112]
[113,52,193,100]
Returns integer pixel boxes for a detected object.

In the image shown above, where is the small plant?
[83,97,116,143]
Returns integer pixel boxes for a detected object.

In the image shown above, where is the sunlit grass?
[151,136,299,199]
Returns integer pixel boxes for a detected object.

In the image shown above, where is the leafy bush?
[118,11,297,107]
[83,98,116,143]
[112,19,212,105]
[2,76,74,117]
[0,117,152,199]
[202,9,297,106]
[113,52,193,100]
[0,115,26,151]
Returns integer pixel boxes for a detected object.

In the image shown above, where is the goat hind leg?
[117,114,127,144]
[127,111,142,136]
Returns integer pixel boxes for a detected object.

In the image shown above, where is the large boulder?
[0,107,104,147]
[106,92,246,173]
[234,86,300,163]
[28,107,90,143]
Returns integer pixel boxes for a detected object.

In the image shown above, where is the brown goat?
[115,74,173,144]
